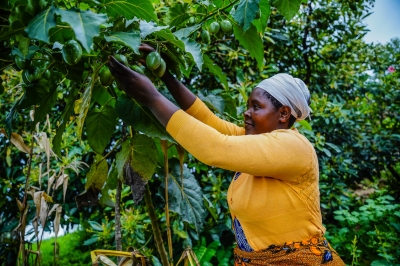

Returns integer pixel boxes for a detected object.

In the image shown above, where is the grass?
[32,231,92,265]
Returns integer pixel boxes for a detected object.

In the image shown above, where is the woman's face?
[244,87,286,135]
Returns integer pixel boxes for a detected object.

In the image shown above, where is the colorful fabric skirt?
[234,236,345,266]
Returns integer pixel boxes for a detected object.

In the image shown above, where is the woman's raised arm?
[108,56,178,127]
[139,44,196,111]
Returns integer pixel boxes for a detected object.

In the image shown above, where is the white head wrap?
[256,73,311,121]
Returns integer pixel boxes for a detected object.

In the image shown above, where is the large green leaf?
[25,5,57,43]
[203,54,228,90]
[272,0,302,21]
[168,160,206,233]
[198,91,225,115]
[85,154,108,191]
[166,3,190,27]
[139,21,167,39]
[115,135,157,181]
[252,0,270,33]
[155,29,185,51]
[57,8,107,52]
[86,104,117,154]
[104,31,140,54]
[33,86,58,125]
[233,24,264,70]
[231,0,260,32]
[194,238,220,264]
[115,94,175,142]
[173,24,201,40]
[181,37,203,71]
[103,0,157,22]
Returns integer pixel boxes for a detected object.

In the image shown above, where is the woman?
[107,47,345,265]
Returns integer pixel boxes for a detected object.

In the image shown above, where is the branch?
[198,0,239,24]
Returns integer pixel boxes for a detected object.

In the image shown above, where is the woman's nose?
[244,108,251,117]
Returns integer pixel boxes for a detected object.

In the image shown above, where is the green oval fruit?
[152,58,166,78]
[131,65,145,75]
[188,17,196,25]
[43,70,51,80]
[201,30,211,44]
[220,20,233,33]
[22,67,41,84]
[146,52,161,71]
[99,66,115,86]
[209,21,220,34]
[62,40,83,65]
[114,54,129,67]
[15,56,31,70]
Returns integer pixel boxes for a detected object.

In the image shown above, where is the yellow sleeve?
[185,97,245,136]
[166,110,315,182]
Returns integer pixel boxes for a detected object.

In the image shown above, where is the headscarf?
[256,73,311,121]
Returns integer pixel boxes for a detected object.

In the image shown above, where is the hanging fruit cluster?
[201,19,233,44]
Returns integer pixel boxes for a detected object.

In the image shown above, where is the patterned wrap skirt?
[233,236,345,266]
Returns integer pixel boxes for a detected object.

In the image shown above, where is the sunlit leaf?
[57,8,107,52]
[231,0,260,32]
[181,37,203,71]
[233,24,264,70]
[139,21,168,39]
[103,0,158,22]
[272,0,302,21]
[104,31,141,54]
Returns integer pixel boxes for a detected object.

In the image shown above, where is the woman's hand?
[107,55,159,106]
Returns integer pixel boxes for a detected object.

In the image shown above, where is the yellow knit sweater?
[166,98,326,251]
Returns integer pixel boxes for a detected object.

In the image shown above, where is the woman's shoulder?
[263,128,315,152]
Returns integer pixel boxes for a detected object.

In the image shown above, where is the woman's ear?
[279,106,291,123]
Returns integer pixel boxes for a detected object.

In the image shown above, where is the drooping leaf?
[85,154,108,191]
[166,3,190,26]
[272,0,302,21]
[103,0,158,22]
[115,135,158,181]
[252,0,270,33]
[233,24,264,70]
[181,37,203,71]
[203,54,228,90]
[86,104,117,154]
[25,5,57,43]
[75,74,95,138]
[139,21,168,39]
[33,86,58,126]
[155,29,185,51]
[115,94,175,142]
[198,91,225,115]
[124,163,147,204]
[75,187,99,208]
[99,163,118,207]
[173,24,201,40]
[57,8,107,52]
[167,159,206,233]
[231,0,260,32]
[104,31,141,54]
